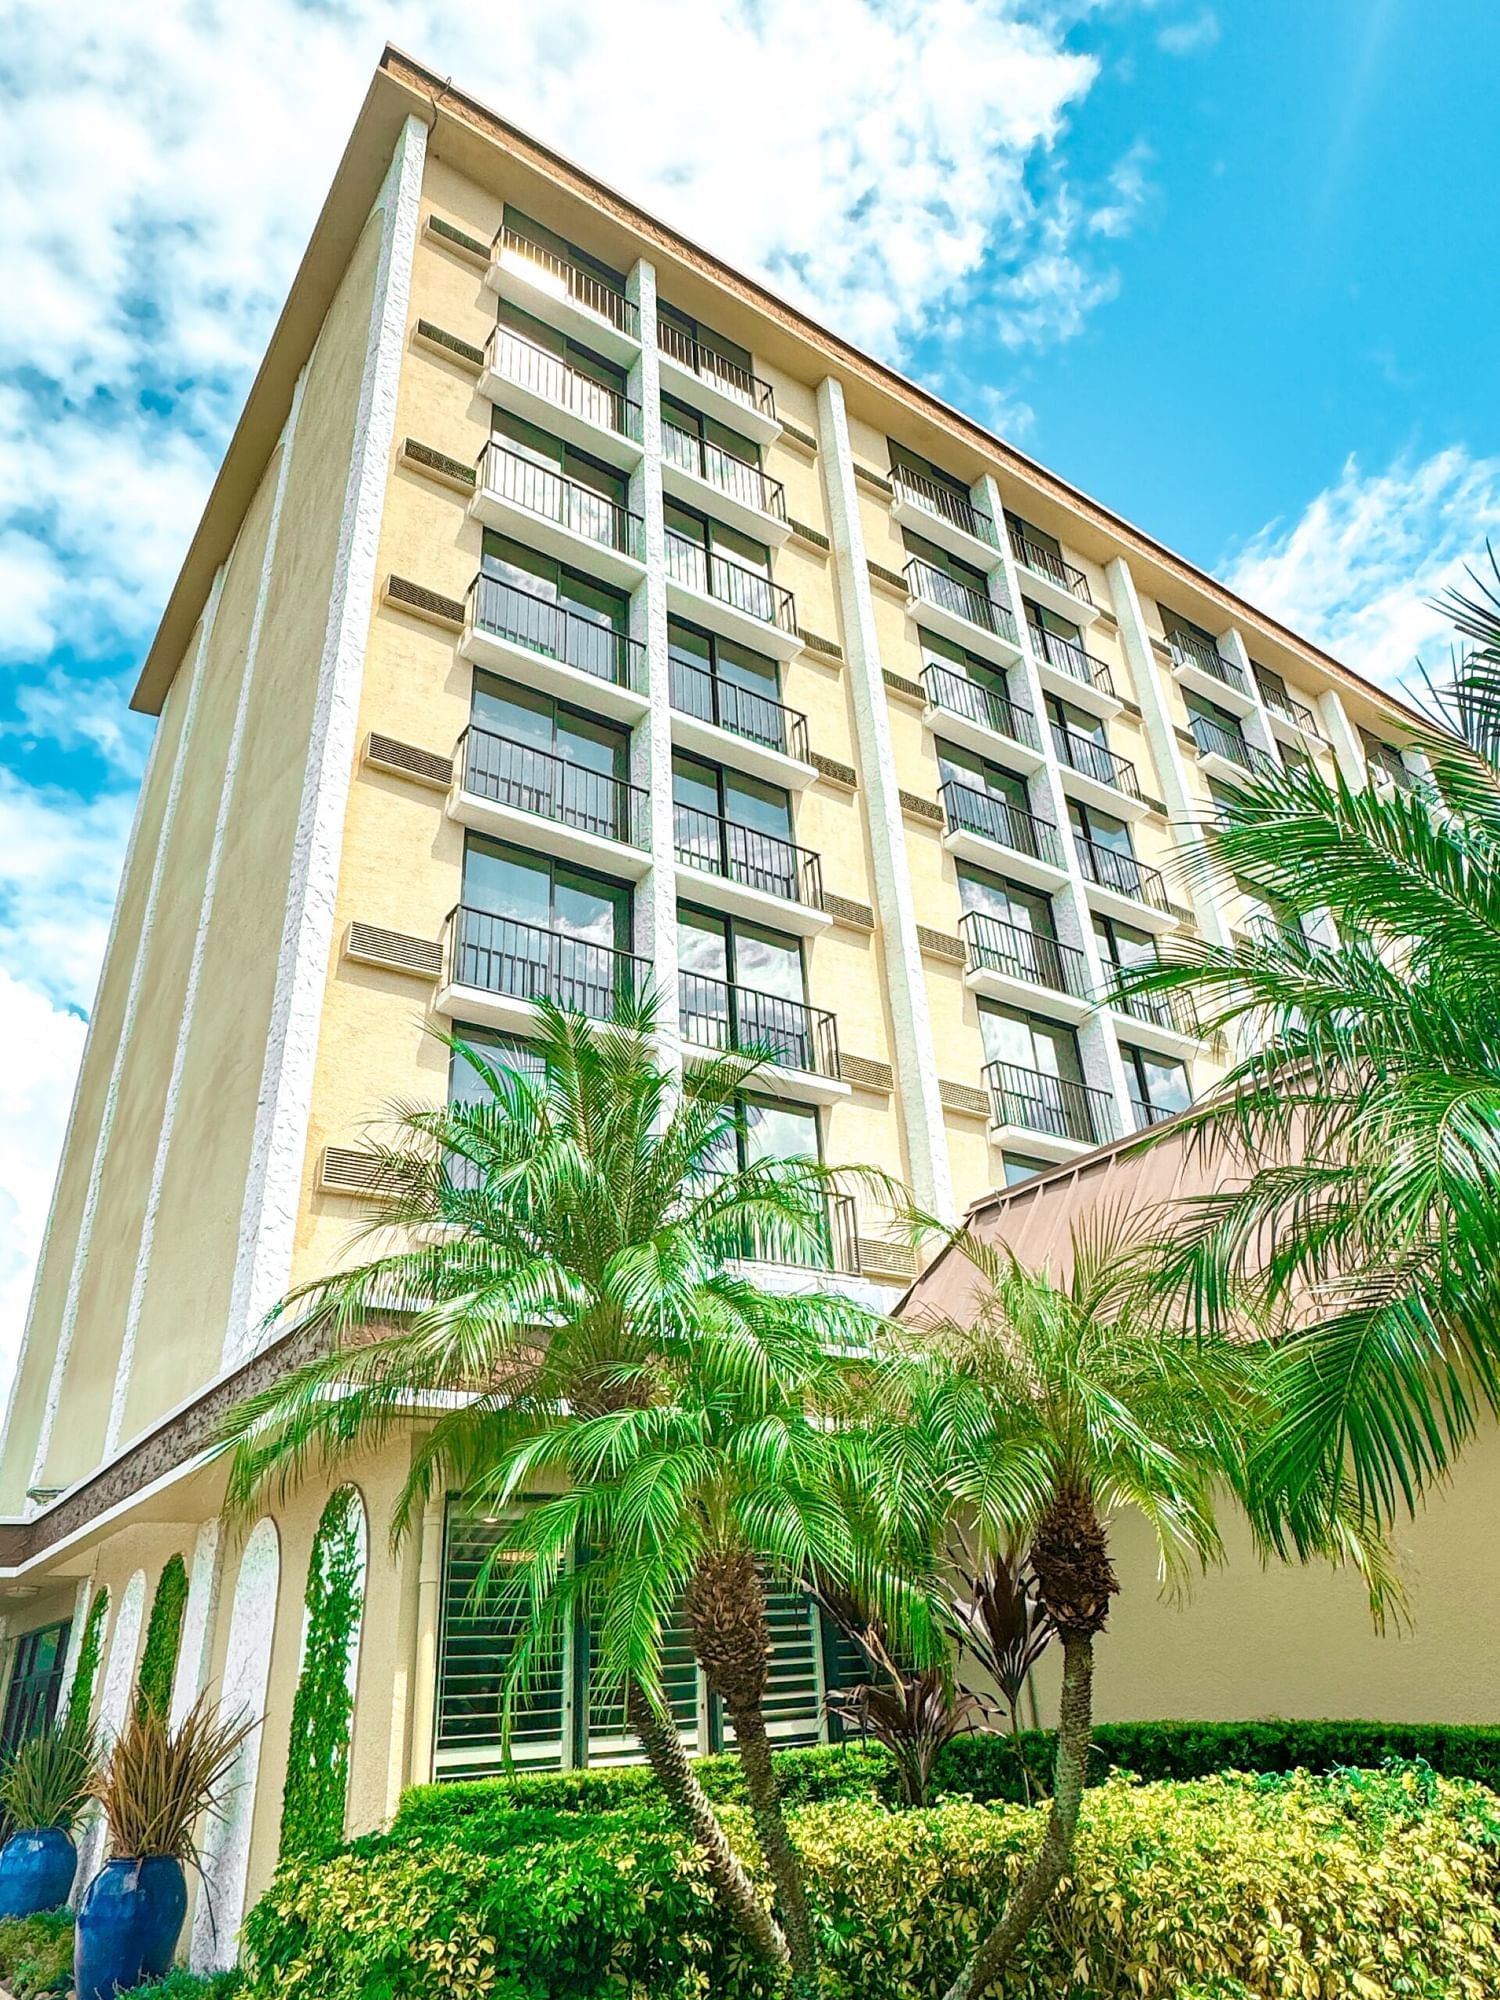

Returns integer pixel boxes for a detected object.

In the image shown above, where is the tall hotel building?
[0,48,1475,1964]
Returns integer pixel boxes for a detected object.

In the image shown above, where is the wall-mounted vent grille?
[798,630,843,662]
[384,575,466,630]
[424,215,489,264]
[918,927,966,964]
[346,923,442,981]
[413,318,485,370]
[787,519,830,552]
[780,420,818,454]
[840,1054,893,1093]
[365,734,453,789]
[883,670,924,704]
[854,464,894,496]
[319,1147,398,1198]
[401,438,476,491]
[810,752,856,791]
[940,1080,989,1118]
[824,894,875,932]
[867,560,908,594]
[900,790,943,824]
[860,1238,916,1280]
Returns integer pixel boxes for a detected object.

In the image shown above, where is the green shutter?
[435,1512,566,1775]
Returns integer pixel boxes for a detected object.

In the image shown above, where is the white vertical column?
[170,1518,225,1728]
[1316,685,1370,788]
[1107,556,1235,951]
[405,1497,447,1793]
[976,478,1133,1140]
[229,114,427,1364]
[1220,627,1283,768]
[815,377,953,1221]
[626,257,682,1070]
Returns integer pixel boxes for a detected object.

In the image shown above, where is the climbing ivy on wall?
[66,1586,109,1730]
[135,1553,189,1722]
[279,1489,364,1863]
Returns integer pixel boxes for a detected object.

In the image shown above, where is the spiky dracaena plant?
[0,1715,96,1834]
[817,1606,983,1808]
[942,1539,1055,1801]
[1119,559,1500,1540]
[215,995,901,1987]
[891,1213,1395,2000]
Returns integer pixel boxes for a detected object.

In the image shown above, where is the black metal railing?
[1109,982,1201,1040]
[485,326,641,442]
[467,574,647,693]
[1168,629,1248,696]
[665,532,797,635]
[1074,834,1171,913]
[889,465,998,547]
[1254,672,1321,739]
[940,780,1064,869]
[1130,1095,1179,1132]
[458,726,647,848]
[984,1061,1115,1146]
[1190,713,1277,777]
[670,658,809,762]
[905,559,1018,646]
[959,910,1089,1000]
[1361,736,1418,793]
[494,225,640,339]
[674,803,824,909]
[662,421,786,521]
[1007,528,1092,604]
[657,318,776,420]
[679,970,839,1078]
[921,664,1039,751]
[477,442,644,560]
[1050,721,1141,799]
[446,906,648,1019]
[1029,625,1117,701]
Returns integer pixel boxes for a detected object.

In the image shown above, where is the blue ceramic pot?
[75,1854,188,2000]
[0,1827,77,1917]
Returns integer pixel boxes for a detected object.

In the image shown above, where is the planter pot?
[0,1827,77,1917]
[75,1855,188,2000]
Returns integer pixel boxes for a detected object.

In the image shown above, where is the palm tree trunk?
[939,1634,1094,2000]
[624,1678,788,1970]
[724,1695,820,2000]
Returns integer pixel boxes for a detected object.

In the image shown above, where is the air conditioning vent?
[365,733,453,789]
[346,923,442,980]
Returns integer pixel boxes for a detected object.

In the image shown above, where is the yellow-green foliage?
[802,1768,1500,1999]
[244,1767,1500,2000]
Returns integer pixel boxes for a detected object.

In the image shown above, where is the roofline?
[132,44,1426,727]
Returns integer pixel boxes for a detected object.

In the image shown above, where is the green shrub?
[0,1910,74,1999]
[245,1767,1500,2000]
[129,1971,245,2000]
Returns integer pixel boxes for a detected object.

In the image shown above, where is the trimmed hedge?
[394,1718,1500,1836]
[243,1767,1500,1999]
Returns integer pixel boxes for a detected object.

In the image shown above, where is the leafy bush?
[129,1971,245,2000]
[0,1910,74,1999]
[245,1766,1500,2000]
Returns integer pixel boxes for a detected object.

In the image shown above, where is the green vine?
[66,1586,108,1730]
[278,1489,364,1863]
[135,1554,189,1722]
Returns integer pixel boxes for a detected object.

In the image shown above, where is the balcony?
[1108,981,1204,1058]
[472,443,645,588]
[673,803,829,934]
[1007,526,1097,623]
[460,576,650,725]
[451,726,651,878]
[1029,626,1121,719]
[959,910,1092,1022]
[669,657,814,789]
[920,664,1043,773]
[728,1189,861,1278]
[1050,720,1145,817]
[1167,630,1256,716]
[656,318,780,446]
[939,779,1069,891]
[678,970,847,1104]
[985,1060,1117,1159]
[889,465,1000,570]
[438,906,649,1036]
[480,326,642,471]
[665,532,800,659]
[1254,671,1323,746]
[1074,834,1178,933]
[1190,713,1278,785]
[487,225,641,365]
[661,421,789,545]
[1129,1095,1180,1133]
[1362,737,1419,795]
[904,558,1021,669]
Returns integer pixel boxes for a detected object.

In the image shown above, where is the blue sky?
[0,0,1496,1378]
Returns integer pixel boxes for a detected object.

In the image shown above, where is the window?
[454,833,635,1018]
[666,499,771,578]
[467,672,633,842]
[1002,1153,1051,1187]
[1024,598,1080,645]
[434,1505,826,1776]
[502,205,628,297]
[979,1003,1085,1087]
[1006,512,1062,559]
[1093,912,1155,977]
[667,620,787,752]
[496,298,627,416]
[447,1023,544,1106]
[902,528,988,597]
[673,752,803,899]
[659,302,755,382]
[920,629,1019,717]
[1069,799,1135,858]
[677,906,815,1069]
[981,1006,1100,1144]
[1122,1045,1192,1129]
[663,392,759,470]
[1159,605,1218,652]
[0,1621,71,1759]
[958,866,1056,939]
[481,531,629,637]
[491,409,628,519]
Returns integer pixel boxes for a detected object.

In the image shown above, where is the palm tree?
[216,994,898,1980]
[1120,560,1500,1540]
[889,1216,1393,2000]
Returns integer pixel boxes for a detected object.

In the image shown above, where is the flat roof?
[131,44,1428,729]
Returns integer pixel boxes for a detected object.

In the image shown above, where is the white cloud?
[1221,447,1500,691]
[1089,139,1154,239]
[1157,10,1221,56]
